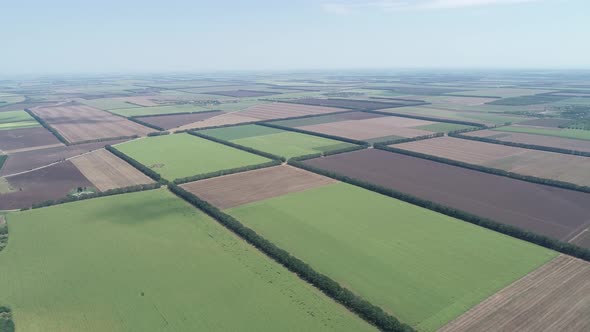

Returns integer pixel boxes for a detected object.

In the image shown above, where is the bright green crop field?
[0,110,40,131]
[227,183,556,332]
[109,104,207,117]
[0,189,374,332]
[114,133,270,180]
[493,125,590,141]
[201,124,354,158]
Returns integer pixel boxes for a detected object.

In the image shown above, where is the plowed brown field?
[439,255,590,332]
[181,165,336,209]
[465,130,590,153]
[0,127,62,152]
[31,104,151,143]
[70,149,153,191]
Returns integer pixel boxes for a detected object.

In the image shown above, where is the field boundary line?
[374,144,590,194]
[287,158,590,262]
[361,109,488,128]
[451,131,590,157]
[167,183,414,332]
[258,121,368,146]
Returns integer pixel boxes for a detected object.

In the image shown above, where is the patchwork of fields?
[0,190,373,331]
[114,133,271,180]
[2,74,590,331]
[200,124,355,158]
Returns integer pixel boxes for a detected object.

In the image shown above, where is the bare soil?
[136,111,225,130]
[0,127,62,152]
[70,149,153,191]
[303,149,590,246]
[465,130,590,153]
[439,255,590,332]
[0,160,93,210]
[181,165,336,209]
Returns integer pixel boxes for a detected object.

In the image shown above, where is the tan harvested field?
[395,136,590,186]
[439,255,590,332]
[465,129,590,153]
[70,149,153,191]
[298,116,434,140]
[31,104,152,143]
[175,102,345,130]
[181,165,336,209]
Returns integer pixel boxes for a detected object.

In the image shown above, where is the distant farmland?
[200,124,354,158]
[395,136,590,186]
[493,125,590,141]
[0,189,373,331]
[226,182,555,331]
[113,133,271,180]
[303,149,590,247]
[108,104,207,117]
[465,129,590,153]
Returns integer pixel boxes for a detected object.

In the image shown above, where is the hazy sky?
[1,0,588,74]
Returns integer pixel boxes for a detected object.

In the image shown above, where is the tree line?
[128,117,165,131]
[187,131,286,162]
[24,108,69,145]
[449,132,590,157]
[167,183,414,332]
[173,160,282,184]
[377,132,444,146]
[287,159,590,262]
[105,145,166,183]
[361,110,487,128]
[374,144,590,194]
[0,306,14,332]
[258,122,368,146]
[24,183,162,210]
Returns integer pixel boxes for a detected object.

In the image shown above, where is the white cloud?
[322,0,542,13]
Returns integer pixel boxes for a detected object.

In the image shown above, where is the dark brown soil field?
[0,127,61,152]
[135,111,225,130]
[0,160,93,210]
[304,149,590,246]
[518,118,572,128]
[440,255,590,332]
[0,139,127,176]
[466,130,590,153]
[206,90,281,98]
[286,98,410,110]
[181,165,336,209]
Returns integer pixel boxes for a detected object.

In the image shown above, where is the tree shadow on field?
[90,194,184,226]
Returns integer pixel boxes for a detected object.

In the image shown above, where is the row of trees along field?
[287,159,590,262]
[168,183,414,332]
[105,145,166,183]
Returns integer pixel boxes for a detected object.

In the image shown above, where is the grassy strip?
[362,109,487,128]
[173,160,282,185]
[375,144,590,194]
[287,159,590,262]
[24,108,69,145]
[449,132,590,157]
[128,116,164,131]
[258,122,369,146]
[167,183,413,332]
[22,183,162,210]
[187,131,285,161]
[0,306,14,332]
[105,145,165,183]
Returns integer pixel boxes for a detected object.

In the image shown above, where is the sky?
[1,0,589,74]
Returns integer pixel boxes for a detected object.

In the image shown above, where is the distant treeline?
[288,159,590,262]
[128,117,164,131]
[0,155,7,171]
[374,144,590,194]
[0,306,14,332]
[23,183,161,210]
[188,131,286,161]
[258,122,369,146]
[0,220,8,253]
[449,132,590,157]
[377,132,444,146]
[105,145,165,183]
[147,131,171,137]
[173,160,282,185]
[167,183,414,332]
[288,144,369,163]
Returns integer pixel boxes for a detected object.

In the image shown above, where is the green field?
[389,106,530,125]
[0,110,40,130]
[494,125,590,141]
[108,104,208,117]
[115,133,271,180]
[201,124,354,158]
[79,98,142,110]
[227,183,556,331]
[0,190,373,331]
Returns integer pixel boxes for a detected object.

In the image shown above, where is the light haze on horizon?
[1,0,589,75]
